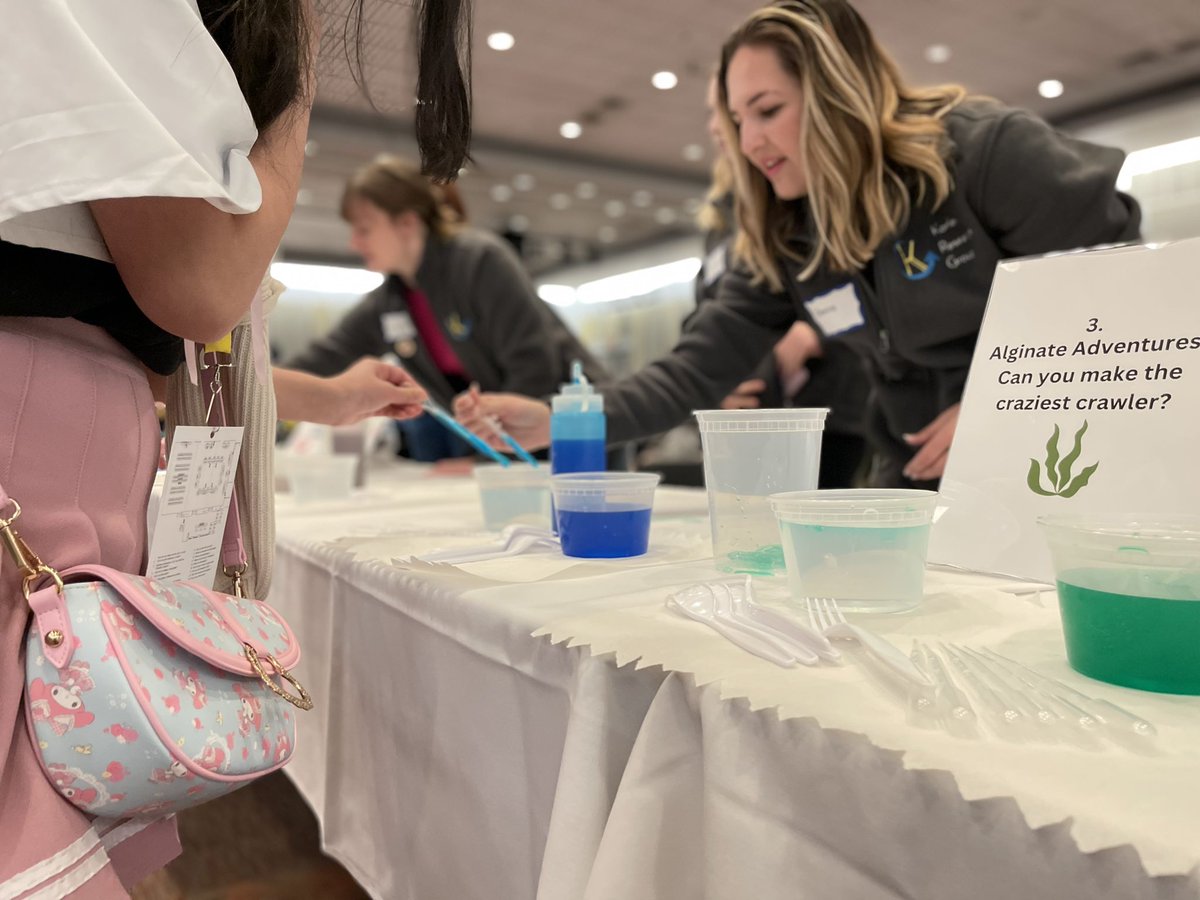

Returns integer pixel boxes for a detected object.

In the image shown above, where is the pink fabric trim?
[25,583,75,670]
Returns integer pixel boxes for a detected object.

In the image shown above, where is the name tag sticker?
[804,283,865,336]
[381,312,417,343]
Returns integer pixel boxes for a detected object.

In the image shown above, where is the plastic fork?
[729,577,839,663]
[804,597,932,688]
[667,585,801,667]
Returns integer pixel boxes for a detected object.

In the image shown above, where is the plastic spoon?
[666,587,798,668]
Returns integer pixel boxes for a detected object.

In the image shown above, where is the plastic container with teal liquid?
[550,362,606,475]
[1040,515,1200,695]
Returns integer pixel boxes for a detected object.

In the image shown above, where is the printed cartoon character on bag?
[233,684,262,737]
[100,598,141,641]
[46,763,121,810]
[175,668,208,710]
[149,759,192,784]
[28,663,96,737]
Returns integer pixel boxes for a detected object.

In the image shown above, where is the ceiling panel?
[286,0,1200,274]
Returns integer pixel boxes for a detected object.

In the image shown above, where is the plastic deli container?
[474,464,552,530]
[1040,515,1200,694]
[695,408,828,575]
[550,472,660,559]
[770,489,938,614]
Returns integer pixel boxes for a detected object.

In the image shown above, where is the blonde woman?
[457,0,1139,487]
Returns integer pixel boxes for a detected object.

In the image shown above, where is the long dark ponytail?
[199,0,472,183]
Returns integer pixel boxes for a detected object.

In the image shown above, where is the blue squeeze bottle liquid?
[550,362,606,475]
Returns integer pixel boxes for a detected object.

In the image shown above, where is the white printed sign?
[146,425,244,587]
[930,239,1199,582]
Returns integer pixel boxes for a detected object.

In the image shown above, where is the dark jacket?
[287,227,607,407]
[604,99,1140,465]
[694,197,868,436]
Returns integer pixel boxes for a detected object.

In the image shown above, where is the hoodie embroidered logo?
[895,240,939,280]
[446,312,472,339]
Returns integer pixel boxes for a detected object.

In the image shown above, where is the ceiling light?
[604,200,626,218]
[1038,79,1064,99]
[1117,135,1200,190]
[513,173,536,191]
[682,144,705,162]
[304,140,319,157]
[577,257,702,303]
[652,71,678,90]
[487,32,515,51]
[682,197,702,215]
[549,192,572,210]
[576,182,598,200]
[560,121,583,140]
[655,207,678,225]
[508,214,531,232]
[269,262,383,295]
[490,184,514,202]
[537,284,577,307]
[295,188,314,206]
[631,190,653,208]
[598,226,618,244]
[924,44,952,64]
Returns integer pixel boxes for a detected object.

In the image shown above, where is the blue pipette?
[421,400,511,467]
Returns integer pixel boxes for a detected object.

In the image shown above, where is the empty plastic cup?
[283,454,359,504]
[770,489,937,613]
[695,408,828,575]
[474,464,552,530]
[1040,515,1200,695]
[550,472,660,558]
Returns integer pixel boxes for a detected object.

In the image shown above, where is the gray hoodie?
[602,99,1141,469]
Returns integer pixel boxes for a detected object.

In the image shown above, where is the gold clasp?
[244,643,314,711]
[223,563,247,598]
[2,498,65,600]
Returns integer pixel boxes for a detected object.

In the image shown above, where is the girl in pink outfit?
[0,0,472,895]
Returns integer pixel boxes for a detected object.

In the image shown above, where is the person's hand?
[454,385,551,451]
[325,358,427,425]
[720,379,767,410]
[773,322,821,398]
[902,403,960,482]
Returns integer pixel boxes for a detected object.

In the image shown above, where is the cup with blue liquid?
[550,472,660,558]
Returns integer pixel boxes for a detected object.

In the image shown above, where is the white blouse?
[0,0,261,261]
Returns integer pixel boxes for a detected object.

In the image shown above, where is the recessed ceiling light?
[604,200,626,218]
[560,121,583,140]
[295,188,314,206]
[487,32,515,51]
[508,214,530,232]
[457,166,469,177]
[513,173,536,191]
[682,197,702,215]
[549,192,572,210]
[304,140,319,157]
[924,44,952,64]
[682,144,705,162]
[655,207,678,225]
[598,226,618,243]
[576,182,598,200]
[652,71,678,90]
[1038,79,1064,99]
[490,184,514,202]
[631,190,653,208]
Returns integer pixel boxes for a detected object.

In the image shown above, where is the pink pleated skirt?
[0,317,180,898]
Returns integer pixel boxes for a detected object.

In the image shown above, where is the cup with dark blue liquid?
[550,472,660,558]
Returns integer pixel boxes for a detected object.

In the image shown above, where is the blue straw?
[422,401,511,467]
[496,428,540,468]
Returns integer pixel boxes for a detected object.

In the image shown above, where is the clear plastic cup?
[770,489,938,613]
[283,454,358,504]
[694,408,828,575]
[474,464,552,530]
[1040,515,1200,694]
[550,472,660,558]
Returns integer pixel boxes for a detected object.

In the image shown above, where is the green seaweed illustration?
[1027,421,1099,497]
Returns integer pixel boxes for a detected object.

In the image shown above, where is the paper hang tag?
[146,426,244,588]
[803,282,865,337]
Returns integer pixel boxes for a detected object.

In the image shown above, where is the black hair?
[199,0,472,182]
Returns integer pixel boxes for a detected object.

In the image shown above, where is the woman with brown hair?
[456,0,1139,488]
[287,156,606,461]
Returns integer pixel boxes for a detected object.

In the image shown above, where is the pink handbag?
[0,349,312,818]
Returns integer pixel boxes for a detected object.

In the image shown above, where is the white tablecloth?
[270,465,1200,900]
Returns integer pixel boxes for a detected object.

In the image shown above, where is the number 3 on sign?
[1086,318,1102,333]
